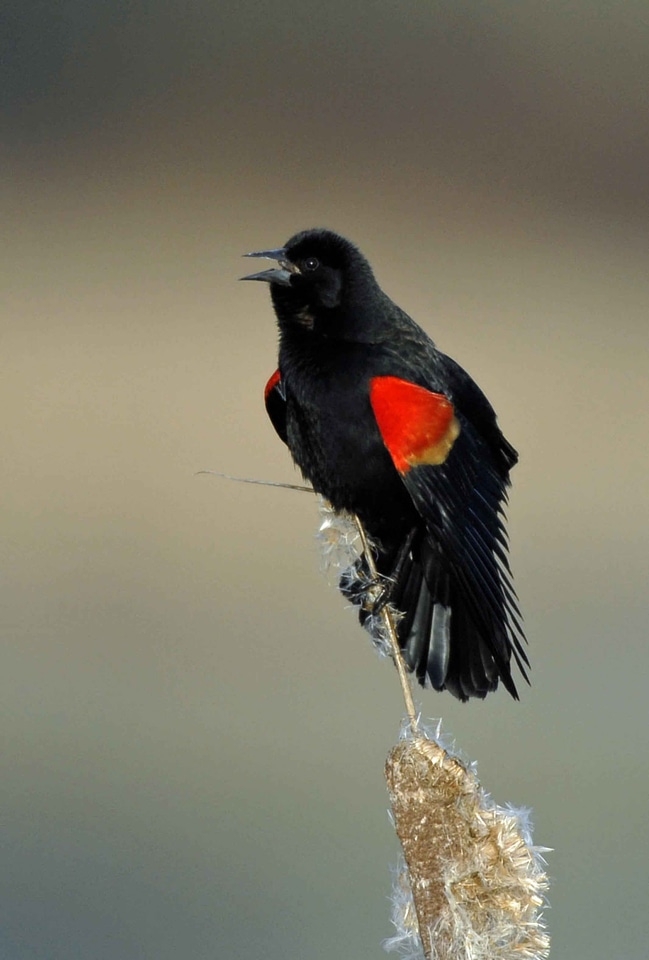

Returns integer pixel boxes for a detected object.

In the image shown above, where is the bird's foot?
[339,559,393,615]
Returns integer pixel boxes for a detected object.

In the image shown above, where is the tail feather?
[403,585,435,685]
[428,603,451,689]
[394,558,425,651]
[338,523,524,702]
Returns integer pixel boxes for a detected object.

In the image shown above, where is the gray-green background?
[3,2,648,958]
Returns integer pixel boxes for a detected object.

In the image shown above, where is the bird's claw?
[339,561,393,616]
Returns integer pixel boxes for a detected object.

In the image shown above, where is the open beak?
[240,247,296,286]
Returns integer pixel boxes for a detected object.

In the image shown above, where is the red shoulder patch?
[370,376,460,474]
[264,369,282,403]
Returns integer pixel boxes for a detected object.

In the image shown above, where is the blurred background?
[2,2,649,958]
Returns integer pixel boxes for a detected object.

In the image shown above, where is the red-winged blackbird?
[242,229,528,701]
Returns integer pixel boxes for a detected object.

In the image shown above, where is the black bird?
[242,229,528,701]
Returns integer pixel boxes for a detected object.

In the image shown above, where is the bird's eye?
[303,256,320,272]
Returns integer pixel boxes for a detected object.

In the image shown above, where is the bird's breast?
[281,350,415,525]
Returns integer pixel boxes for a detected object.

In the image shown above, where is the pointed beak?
[240,247,296,286]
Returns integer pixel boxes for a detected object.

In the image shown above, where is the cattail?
[385,726,550,960]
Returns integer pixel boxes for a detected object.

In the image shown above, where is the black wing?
[367,368,527,700]
[399,411,528,700]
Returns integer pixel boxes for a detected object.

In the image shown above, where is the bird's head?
[242,228,380,338]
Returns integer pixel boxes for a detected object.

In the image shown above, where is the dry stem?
[354,515,419,732]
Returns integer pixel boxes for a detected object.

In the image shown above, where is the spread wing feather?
[369,373,527,699]
[399,416,528,697]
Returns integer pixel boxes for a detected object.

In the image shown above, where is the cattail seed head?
[385,733,550,960]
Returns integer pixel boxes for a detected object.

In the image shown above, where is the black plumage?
[243,228,528,701]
